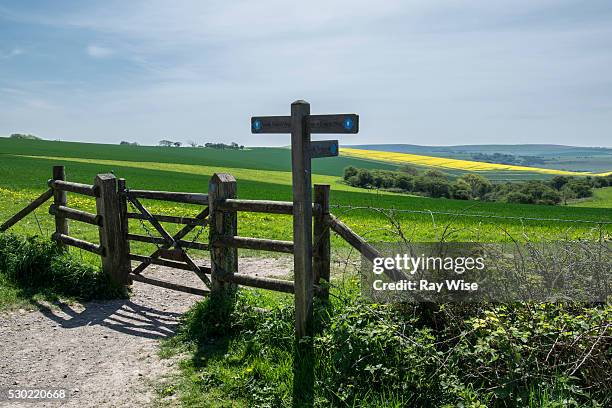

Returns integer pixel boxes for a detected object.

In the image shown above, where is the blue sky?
[1,0,611,147]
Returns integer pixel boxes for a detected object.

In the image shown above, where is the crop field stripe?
[340,147,612,177]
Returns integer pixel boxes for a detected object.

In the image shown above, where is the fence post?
[117,178,132,283]
[52,166,69,251]
[94,173,130,286]
[208,173,237,293]
[313,184,330,302]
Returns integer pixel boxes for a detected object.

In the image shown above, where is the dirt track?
[0,257,292,407]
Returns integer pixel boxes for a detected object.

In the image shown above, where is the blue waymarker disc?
[343,117,354,130]
[330,143,338,155]
[253,119,263,131]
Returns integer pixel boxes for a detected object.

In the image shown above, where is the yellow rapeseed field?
[340,148,612,177]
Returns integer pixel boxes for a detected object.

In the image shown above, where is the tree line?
[157,140,244,149]
[343,165,612,205]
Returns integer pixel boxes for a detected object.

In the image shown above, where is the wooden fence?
[1,165,399,330]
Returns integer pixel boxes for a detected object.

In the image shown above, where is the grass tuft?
[0,232,126,309]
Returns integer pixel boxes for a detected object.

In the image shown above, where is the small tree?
[159,140,173,147]
[187,140,197,147]
[173,141,182,147]
[458,174,493,199]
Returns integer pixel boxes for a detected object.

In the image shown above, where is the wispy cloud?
[86,45,114,58]
[1,1,611,146]
[0,47,23,59]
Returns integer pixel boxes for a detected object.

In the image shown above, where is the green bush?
[342,166,608,206]
[168,286,611,407]
[0,233,126,301]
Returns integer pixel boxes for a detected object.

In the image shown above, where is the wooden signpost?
[252,100,359,339]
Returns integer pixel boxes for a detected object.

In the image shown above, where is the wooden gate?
[1,165,401,336]
[121,179,213,295]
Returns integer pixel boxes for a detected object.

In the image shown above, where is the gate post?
[52,166,69,252]
[208,173,237,293]
[313,184,330,302]
[94,173,131,286]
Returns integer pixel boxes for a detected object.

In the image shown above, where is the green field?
[1,137,610,265]
[569,186,612,208]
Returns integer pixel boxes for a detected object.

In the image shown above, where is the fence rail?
[126,212,209,226]
[48,179,99,197]
[0,188,53,232]
[218,198,322,215]
[214,236,294,253]
[52,232,103,255]
[1,166,400,314]
[125,189,209,205]
[49,204,102,226]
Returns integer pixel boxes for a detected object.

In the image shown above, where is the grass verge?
[159,282,611,407]
[0,233,126,310]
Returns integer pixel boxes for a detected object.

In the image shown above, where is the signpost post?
[252,100,359,339]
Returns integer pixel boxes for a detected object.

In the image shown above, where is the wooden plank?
[126,212,209,226]
[49,204,101,226]
[158,248,186,262]
[131,274,209,296]
[52,232,103,255]
[309,140,338,158]
[214,236,293,253]
[307,114,359,134]
[48,179,98,197]
[130,207,209,275]
[52,166,69,252]
[251,116,291,133]
[291,100,314,340]
[126,189,208,205]
[217,199,321,215]
[95,173,131,285]
[126,234,209,251]
[221,273,295,294]
[118,179,132,274]
[209,173,238,293]
[129,253,212,274]
[0,188,53,232]
[313,184,330,301]
[326,214,407,282]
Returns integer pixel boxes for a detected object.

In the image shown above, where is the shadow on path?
[34,298,184,339]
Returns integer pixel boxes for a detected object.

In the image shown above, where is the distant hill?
[346,144,612,157]
[344,144,612,173]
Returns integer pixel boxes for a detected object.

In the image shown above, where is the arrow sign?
[251,116,291,134]
[309,140,339,158]
[307,114,359,134]
[252,114,358,134]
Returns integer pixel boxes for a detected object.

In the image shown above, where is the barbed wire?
[329,204,612,225]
